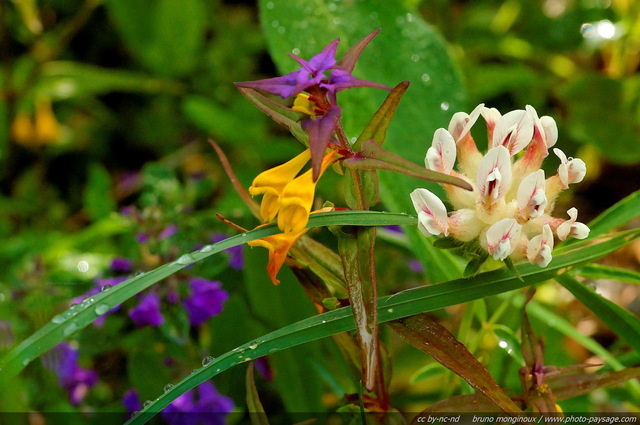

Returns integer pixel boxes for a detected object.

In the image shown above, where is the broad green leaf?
[123,229,640,425]
[556,273,640,354]
[576,264,640,285]
[388,313,522,413]
[258,0,467,283]
[0,211,415,380]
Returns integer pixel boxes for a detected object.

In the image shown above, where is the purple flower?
[136,233,148,244]
[235,30,390,180]
[129,293,164,327]
[123,388,142,413]
[110,257,133,273]
[159,224,178,240]
[211,234,244,270]
[43,342,98,405]
[183,278,229,327]
[161,381,234,425]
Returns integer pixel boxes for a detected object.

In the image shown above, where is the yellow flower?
[248,227,308,285]
[249,150,311,222]
[277,151,335,233]
[248,207,333,285]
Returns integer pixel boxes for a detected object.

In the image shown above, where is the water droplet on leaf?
[164,383,174,392]
[63,322,79,337]
[94,304,110,315]
[202,356,215,366]
[440,102,450,111]
[52,314,66,324]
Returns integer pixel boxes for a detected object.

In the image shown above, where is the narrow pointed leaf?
[556,273,640,354]
[547,366,640,401]
[421,393,514,413]
[388,314,522,413]
[353,81,410,150]
[585,190,640,240]
[576,264,640,285]
[246,363,270,425]
[335,226,382,394]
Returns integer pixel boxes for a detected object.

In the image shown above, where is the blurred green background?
[1,0,639,418]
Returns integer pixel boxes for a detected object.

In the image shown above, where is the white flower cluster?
[411,104,589,268]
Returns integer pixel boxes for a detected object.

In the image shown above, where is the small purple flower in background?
[408,259,424,274]
[254,357,273,381]
[211,234,244,270]
[161,381,234,425]
[129,293,164,327]
[123,388,142,415]
[159,223,178,240]
[43,342,98,405]
[183,278,229,327]
[136,233,149,244]
[110,257,133,273]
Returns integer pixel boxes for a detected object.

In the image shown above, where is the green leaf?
[556,273,640,354]
[548,366,640,401]
[246,363,270,425]
[584,190,640,241]
[388,313,522,413]
[123,229,640,425]
[576,264,640,285]
[335,226,381,393]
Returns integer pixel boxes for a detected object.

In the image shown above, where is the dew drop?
[387,308,394,313]
[52,314,66,324]
[164,383,174,392]
[249,342,258,350]
[200,244,215,253]
[332,17,341,25]
[132,411,139,417]
[241,233,247,238]
[292,47,301,55]
[411,53,420,62]
[22,358,30,366]
[94,303,110,315]
[580,23,594,38]
[421,73,431,82]
[100,284,112,292]
[63,322,79,337]
[77,260,89,273]
[143,400,152,408]
[440,102,450,111]
[266,1,274,9]
[175,254,195,266]
[202,356,215,366]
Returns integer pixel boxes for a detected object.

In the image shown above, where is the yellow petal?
[248,229,308,285]
[249,149,311,222]
[277,151,335,233]
[291,93,317,119]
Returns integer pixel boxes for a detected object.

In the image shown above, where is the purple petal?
[183,278,229,327]
[302,105,342,181]
[235,72,301,99]
[299,38,339,74]
[211,234,244,270]
[136,233,148,244]
[324,69,391,94]
[129,293,164,327]
[43,343,98,405]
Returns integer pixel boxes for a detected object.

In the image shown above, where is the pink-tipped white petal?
[477,146,512,205]
[517,170,547,218]
[485,218,522,261]
[410,188,449,237]
[448,103,484,143]
[557,207,590,240]
[527,224,554,267]
[540,116,558,148]
[554,148,587,187]
[491,109,534,155]
[481,107,502,131]
[425,128,457,174]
